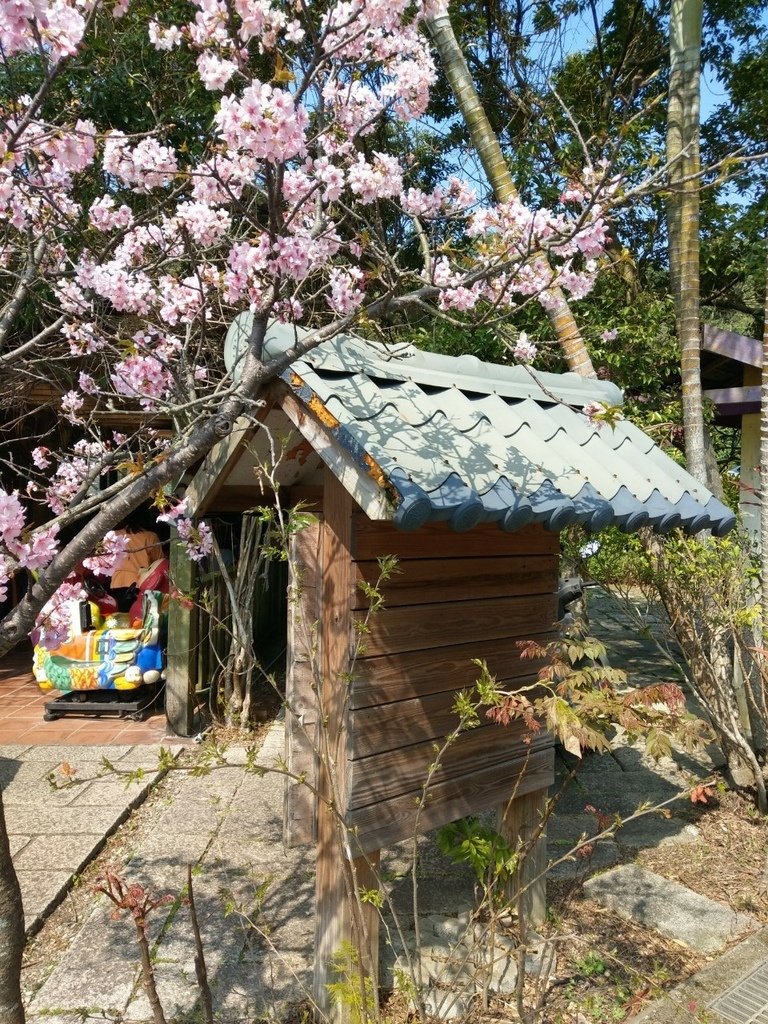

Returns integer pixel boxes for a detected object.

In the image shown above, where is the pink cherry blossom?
[197,51,238,90]
[0,490,24,545]
[32,447,51,469]
[111,355,174,409]
[35,579,86,649]
[215,84,308,163]
[9,523,59,571]
[89,195,134,231]
[583,400,607,428]
[327,267,365,314]
[148,19,182,49]
[82,530,131,576]
[513,332,537,363]
[177,517,213,561]
[61,390,84,423]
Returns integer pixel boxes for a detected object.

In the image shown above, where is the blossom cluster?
[158,501,213,562]
[0,0,614,645]
[0,489,60,604]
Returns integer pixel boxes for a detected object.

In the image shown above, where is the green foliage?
[562,527,654,590]
[392,966,417,999]
[250,503,318,562]
[573,524,760,633]
[576,951,608,978]
[358,886,384,909]
[436,816,519,889]
[326,941,376,1024]
[357,555,401,613]
[451,687,482,729]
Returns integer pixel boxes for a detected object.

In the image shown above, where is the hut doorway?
[196,511,289,729]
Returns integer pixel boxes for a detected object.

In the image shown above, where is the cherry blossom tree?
[0,4,627,1018]
[0,0,613,665]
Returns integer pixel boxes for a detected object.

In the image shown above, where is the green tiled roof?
[226,316,736,536]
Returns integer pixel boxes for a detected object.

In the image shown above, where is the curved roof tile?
[232,317,737,537]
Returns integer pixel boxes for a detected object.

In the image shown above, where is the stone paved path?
[2,743,171,933]
[23,726,317,1024]
[15,587,763,1023]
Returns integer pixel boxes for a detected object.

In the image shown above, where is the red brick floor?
[0,646,175,746]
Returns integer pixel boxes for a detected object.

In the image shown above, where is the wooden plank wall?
[346,517,559,853]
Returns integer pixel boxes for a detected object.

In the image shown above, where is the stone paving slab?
[7,803,149,837]
[13,833,107,871]
[584,864,758,953]
[25,723,318,1024]
[3,743,173,936]
[19,870,74,930]
[11,744,136,762]
[66,777,161,806]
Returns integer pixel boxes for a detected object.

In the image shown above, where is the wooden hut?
[178,318,735,1013]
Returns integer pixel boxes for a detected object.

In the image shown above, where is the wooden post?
[498,785,548,931]
[313,471,379,1021]
[166,532,197,737]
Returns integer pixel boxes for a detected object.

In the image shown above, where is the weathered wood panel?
[349,679,541,758]
[166,535,198,737]
[284,519,322,848]
[352,555,555,609]
[352,518,559,561]
[357,593,557,657]
[350,633,551,708]
[348,721,551,810]
[344,517,559,852]
[347,747,554,854]
[314,472,365,1017]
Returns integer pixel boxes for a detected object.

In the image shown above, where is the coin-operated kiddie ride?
[33,561,169,722]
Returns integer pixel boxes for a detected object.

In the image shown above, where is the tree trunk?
[426,10,596,379]
[666,0,709,486]
[761,253,768,628]
[0,790,25,1024]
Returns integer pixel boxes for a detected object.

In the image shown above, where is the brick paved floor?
[0,646,173,745]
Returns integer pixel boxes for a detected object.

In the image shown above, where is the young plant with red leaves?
[94,868,175,1024]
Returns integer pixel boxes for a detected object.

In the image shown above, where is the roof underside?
[246,320,736,536]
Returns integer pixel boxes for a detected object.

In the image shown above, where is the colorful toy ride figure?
[33,587,168,695]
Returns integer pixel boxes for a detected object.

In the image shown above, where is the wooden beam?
[273,383,395,522]
[284,520,323,848]
[185,415,258,516]
[704,385,760,414]
[165,533,197,737]
[498,788,548,930]
[701,325,762,368]
[314,470,379,1021]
